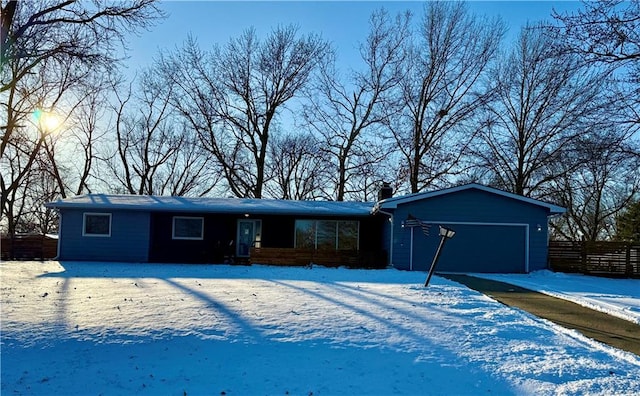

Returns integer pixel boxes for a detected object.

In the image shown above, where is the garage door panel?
[412,224,526,273]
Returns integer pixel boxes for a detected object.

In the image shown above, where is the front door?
[236,219,262,258]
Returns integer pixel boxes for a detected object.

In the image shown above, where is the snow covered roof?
[45,184,566,217]
[45,194,376,217]
[375,183,566,215]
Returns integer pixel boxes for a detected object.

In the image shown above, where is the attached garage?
[375,184,565,273]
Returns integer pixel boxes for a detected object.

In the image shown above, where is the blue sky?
[124,1,583,73]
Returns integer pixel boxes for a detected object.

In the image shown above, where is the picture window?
[173,217,204,240]
[83,213,112,237]
[294,220,359,250]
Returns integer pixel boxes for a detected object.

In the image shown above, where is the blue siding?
[380,214,392,264]
[59,209,150,262]
[390,189,551,273]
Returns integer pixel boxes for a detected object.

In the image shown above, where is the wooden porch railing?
[249,247,387,269]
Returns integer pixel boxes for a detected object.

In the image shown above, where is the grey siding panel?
[59,209,150,262]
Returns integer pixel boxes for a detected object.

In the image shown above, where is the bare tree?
[18,150,62,234]
[159,26,328,198]
[108,71,220,197]
[302,10,410,201]
[4,66,118,235]
[1,0,162,234]
[38,70,113,199]
[388,1,505,193]
[550,1,639,67]
[264,132,326,200]
[550,129,640,241]
[1,0,162,141]
[1,52,85,233]
[549,0,640,127]
[1,1,161,81]
[0,128,46,234]
[472,25,610,198]
[67,84,112,195]
[543,0,640,240]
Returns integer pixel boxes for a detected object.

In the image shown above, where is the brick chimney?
[378,182,393,201]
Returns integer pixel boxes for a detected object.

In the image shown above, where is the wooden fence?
[549,240,640,278]
[1,235,58,260]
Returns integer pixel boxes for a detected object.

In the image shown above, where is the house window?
[173,216,204,240]
[83,213,111,237]
[317,220,337,250]
[295,220,315,249]
[338,220,359,250]
[294,220,359,250]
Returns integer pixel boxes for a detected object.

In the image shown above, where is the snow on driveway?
[2,261,639,395]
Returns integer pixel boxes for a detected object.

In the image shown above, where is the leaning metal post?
[424,236,446,287]
[425,226,455,287]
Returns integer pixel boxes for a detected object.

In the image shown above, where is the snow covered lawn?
[2,261,639,395]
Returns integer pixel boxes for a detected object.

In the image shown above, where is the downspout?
[374,207,395,268]
[54,208,61,260]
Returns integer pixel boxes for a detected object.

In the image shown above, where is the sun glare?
[33,109,63,133]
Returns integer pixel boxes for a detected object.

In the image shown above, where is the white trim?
[172,216,204,240]
[417,220,530,273]
[82,212,112,237]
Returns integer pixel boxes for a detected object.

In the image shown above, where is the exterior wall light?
[439,226,456,239]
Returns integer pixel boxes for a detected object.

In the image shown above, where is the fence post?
[580,241,587,274]
[9,233,15,260]
[626,243,633,277]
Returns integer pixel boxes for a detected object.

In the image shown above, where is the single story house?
[46,183,565,273]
